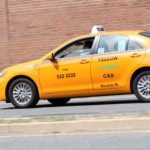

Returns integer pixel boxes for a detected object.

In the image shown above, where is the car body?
[1,30,150,108]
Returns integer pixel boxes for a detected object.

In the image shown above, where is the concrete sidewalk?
[1,115,150,136]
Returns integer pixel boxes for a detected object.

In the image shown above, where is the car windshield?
[139,32,150,38]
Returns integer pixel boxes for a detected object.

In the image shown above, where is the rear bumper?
[0,79,7,101]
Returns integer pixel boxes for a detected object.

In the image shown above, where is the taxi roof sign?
[91,25,105,34]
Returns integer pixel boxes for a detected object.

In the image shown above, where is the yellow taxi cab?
[1,30,150,108]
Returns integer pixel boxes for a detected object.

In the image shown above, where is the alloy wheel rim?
[13,82,32,105]
[137,75,150,99]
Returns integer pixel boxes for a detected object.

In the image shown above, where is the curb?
[1,117,150,136]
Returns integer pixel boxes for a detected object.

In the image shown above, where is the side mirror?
[48,53,55,60]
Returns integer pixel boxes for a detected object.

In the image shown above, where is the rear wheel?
[47,98,70,106]
[8,78,39,108]
[133,71,150,102]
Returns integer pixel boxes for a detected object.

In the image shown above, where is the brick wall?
[0,0,150,69]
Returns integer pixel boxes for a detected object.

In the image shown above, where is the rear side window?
[139,32,150,38]
[98,35,143,54]
[98,35,128,54]
[127,40,143,50]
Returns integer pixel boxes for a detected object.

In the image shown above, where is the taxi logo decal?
[101,83,119,88]
[103,73,114,78]
[98,56,118,62]
[100,64,118,70]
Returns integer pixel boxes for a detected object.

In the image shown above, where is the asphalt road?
[0,95,150,118]
[0,131,150,150]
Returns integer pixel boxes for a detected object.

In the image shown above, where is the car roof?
[80,30,144,38]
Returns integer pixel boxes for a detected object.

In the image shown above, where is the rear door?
[91,34,145,90]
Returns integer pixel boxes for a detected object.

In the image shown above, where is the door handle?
[62,68,69,71]
[80,59,89,64]
[130,53,141,58]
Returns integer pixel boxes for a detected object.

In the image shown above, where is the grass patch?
[0,119,31,124]
[1,112,150,124]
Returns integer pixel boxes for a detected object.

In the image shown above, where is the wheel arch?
[6,75,39,103]
[130,67,150,93]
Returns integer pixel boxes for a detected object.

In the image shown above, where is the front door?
[39,37,96,95]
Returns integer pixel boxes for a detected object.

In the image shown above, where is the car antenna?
[144,24,150,32]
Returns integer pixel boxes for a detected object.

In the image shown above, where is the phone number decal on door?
[57,73,76,79]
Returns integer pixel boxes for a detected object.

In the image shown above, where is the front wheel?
[133,71,150,102]
[8,78,39,108]
[47,98,70,106]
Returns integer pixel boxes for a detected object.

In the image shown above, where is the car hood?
[3,59,41,72]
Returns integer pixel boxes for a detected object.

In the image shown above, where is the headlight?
[0,71,7,78]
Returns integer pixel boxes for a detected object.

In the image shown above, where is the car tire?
[47,98,70,106]
[133,71,150,102]
[8,78,39,108]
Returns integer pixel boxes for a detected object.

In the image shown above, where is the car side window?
[98,35,129,54]
[97,35,144,54]
[55,37,95,59]
[127,40,143,50]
